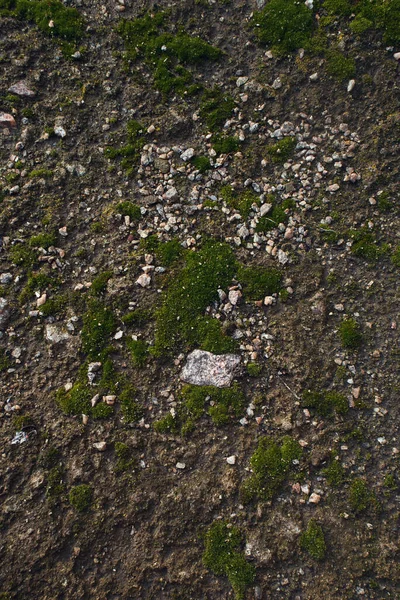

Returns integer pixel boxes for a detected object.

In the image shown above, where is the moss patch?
[69,484,93,512]
[302,389,349,417]
[300,520,326,560]
[339,318,362,350]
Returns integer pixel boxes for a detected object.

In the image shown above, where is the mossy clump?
[91,402,114,419]
[191,155,212,173]
[1,0,84,41]
[300,520,326,561]
[9,243,38,269]
[323,457,345,486]
[238,265,282,300]
[19,272,56,304]
[116,201,141,221]
[39,293,69,317]
[325,50,356,81]
[349,478,376,514]
[252,0,315,54]
[90,271,112,297]
[120,384,142,423]
[56,383,91,416]
[212,135,240,156]
[241,436,302,502]
[339,318,362,350]
[349,229,382,261]
[69,484,93,512]
[81,301,116,359]
[302,389,348,417]
[114,441,135,473]
[104,120,146,175]
[29,232,56,250]
[153,240,236,355]
[220,186,259,219]
[126,338,149,367]
[203,521,255,600]
[155,238,184,267]
[122,308,153,326]
[118,13,221,97]
[29,168,53,179]
[255,204,289,233]
[200,87,235,132]
[46,465,65,501]
[155,383,245,434]
[246,362,262,377]
[195,317,238,354]
[0,348,10,372]
[392,246,400,267]
[266,137,297,163]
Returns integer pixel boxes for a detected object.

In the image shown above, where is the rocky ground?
[0,0,399,598]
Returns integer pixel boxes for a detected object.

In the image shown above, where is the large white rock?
[180,349,240,388]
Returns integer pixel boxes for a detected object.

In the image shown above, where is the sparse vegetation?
[69,484,93,512]
[302,389,348,416]
[203,521,255,600]
[339,318,362,350]
[266,137,297,163]
[300,520,326,560]
[238,265,282,300]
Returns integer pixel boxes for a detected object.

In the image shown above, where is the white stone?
[309,73,318,81]
[136,273,151,287]
[180,350,240,388]
[394,52,400,60]
[176,462,186,469]
[309,492,321,504]
[54,125,66,138]
[181,148,195,161]
[347,79,356,92]
[226,455,236,465]
[45,324,69,344]
[228,290,242,306]
[236,76,249,87]
[93,441,107,452]
[260,203,272,216]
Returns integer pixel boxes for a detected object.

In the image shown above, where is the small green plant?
[69,484,93,512]
[56,382,91,416]
[323,456,345,486]
[391,246,400,267]
[203,521,255,600]
[348,229,382,261]
[46,465,65,501]
[0,348,10,372]
[105,120,146,174]
[238,265,282,300]
[122,308,152,326]
[302,389,348,417]
[155,238,184,266]
[255,204,288,232]
[191,155,211,173]
[252,0,315,54]
[90,271,112,297]
[81,301,116,359]
[9,243,37,269]
[195,317,237,354]
[339,318,362,350]
[92,402,114,419]
[126,338,148,367]
[212,135,240,155]
[325,50,356,81]
[29,232,56,249]
[29,168,53,179]
[116,201,141,221]
[266,137,297,163]
[220,186,259,219]
[154,412,179,434]
[39,293,69,317]
[200,87,235,131]
[120,384,142,423]
[114,441,135,473]
[19,272,56,303]
[348,478,376,514]
[246,362,262,377]
[153,240,237,355]
[300,520,326,560]
[241,436,302,502]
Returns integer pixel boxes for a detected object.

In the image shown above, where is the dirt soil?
[0,0,399,599]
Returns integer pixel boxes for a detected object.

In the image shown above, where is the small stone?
[176,462,186,469]
[91,394,100,407]
[0,297,10,330]
[59,226,68,237]
[226,455,236,465]
[352,387,360,399]
[347,79,356,92]
[181,148,195,161]
[260,203,272,216]
[8,81,35,97]
[82,414,89,425]
[309,73,318,81]
[236,76,249,87]
[309,492,321,504]
[0,273,12,285]
[0,112,16,128]
[54,125,66,138]
[93,441,107,452]
[264,296,274,306]
[45,324,69,344]
[136,273,151,287]
[103,395,116,405]
[394,52,400,60]
[272,77,282,90]
[181,349,240,388]
[36,293,47,307]
[327,183,340,192]
[228,289,242,306]
[114,330,123,340]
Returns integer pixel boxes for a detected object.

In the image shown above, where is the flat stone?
[180,349,240,388]
[45,324,70,344]
[8,81,35,97]
[0,112,16,128]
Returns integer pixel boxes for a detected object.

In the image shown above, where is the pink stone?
[0,112,16,128]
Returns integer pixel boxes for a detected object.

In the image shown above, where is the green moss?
[266,137,297,163]
[195,317,237,354]
[246,362,262,377]
[69,484,93,512]
[39,293,69,317]
[90,271,112,297]
[2,0,84,41]
[114,441,135,473]
[252,0,315,54]
[203,521,255,600]
[350,15,373,35]
[105,120,146,174]
[0,348,10,372]
[323,457,345,486]
[116,201,141,221]
[241,436,302,502]
[349,478,376,514]
[19,272,57,303]
[92,402,114,419]
[153,240,236,355]
[126,338,148,367]
[339,318,362,350]
[191,155,212,173]
[46,465,65,501]
[29,168,53,179]
[323,0,352,15]
[154,412,179,434]
[392,246,400,267]
[120,384,142,423]
[122,308,152,326]
[9,244,37,269]
[300,520,326,560]
[238,265,282,300]
[155,238,184,266]
[29,232,56,249]
[212,135,240,155]
[81,301,116,359]
[302,389,348,417]
[256,204,288,232]
[220,186,259,219]
[200,87,235,132]
[56,383,91,416]
[325,50,356,81]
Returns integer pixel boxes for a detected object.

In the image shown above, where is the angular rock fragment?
[180,349,240,388]
[8,81,35,97]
